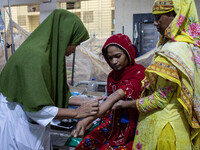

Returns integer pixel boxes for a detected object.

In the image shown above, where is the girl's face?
[107,45,129,71]
[65,45,77,56]
[154,11,175,35]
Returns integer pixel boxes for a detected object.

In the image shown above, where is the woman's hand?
[75,98,100,118]
[55,96,106,119]
[112,100,125,110]
[112,100,137,110]
[74,96,107,118]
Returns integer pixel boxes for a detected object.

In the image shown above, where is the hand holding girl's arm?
[55,96,104,119]
[72,88,125,137]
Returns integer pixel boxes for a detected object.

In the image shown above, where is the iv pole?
[8,0,15,54]
[3,9,8,61]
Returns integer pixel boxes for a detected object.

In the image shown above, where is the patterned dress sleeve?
[136,76,177,113]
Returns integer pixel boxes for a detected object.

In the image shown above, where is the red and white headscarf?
[102,33,145,100]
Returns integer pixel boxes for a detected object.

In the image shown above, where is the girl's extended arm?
[72,88,124,137]
[68,96,89,106]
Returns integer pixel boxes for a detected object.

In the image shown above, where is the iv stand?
[3,9,8,61]
[8,0,15,54]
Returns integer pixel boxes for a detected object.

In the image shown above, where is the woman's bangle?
[69,96,73,100]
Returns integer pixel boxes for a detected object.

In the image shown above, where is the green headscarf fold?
[0,9,89,112]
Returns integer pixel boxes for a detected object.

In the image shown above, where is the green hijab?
[0,9,89,112]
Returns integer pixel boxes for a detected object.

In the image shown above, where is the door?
[133,13,159,55]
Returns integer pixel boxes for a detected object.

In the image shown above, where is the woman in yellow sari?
[112,0,200,149]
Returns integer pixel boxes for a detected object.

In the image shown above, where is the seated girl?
[73,33,145,149]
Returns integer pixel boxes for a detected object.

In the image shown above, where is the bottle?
[87,78,98,92]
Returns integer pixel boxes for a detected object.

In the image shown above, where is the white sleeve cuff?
[25,106,59,127]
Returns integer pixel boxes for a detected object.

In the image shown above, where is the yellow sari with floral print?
[133,0,200,149]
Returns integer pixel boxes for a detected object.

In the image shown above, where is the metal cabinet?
[133,13,159,55]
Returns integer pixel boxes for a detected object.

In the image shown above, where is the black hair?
[102,44,130,62]
[167,10,176,17]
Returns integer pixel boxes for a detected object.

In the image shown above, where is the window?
[111,10,115,29]
[59,0,115,38]
[67,1,81,9]
[18,15,26,26]
[27,5,39,12]
[111,0,115,7]
[83,11,93,23]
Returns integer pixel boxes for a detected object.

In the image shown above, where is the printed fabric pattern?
[76,79,139,150]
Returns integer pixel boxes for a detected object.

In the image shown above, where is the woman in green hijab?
[0,9,101,149]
